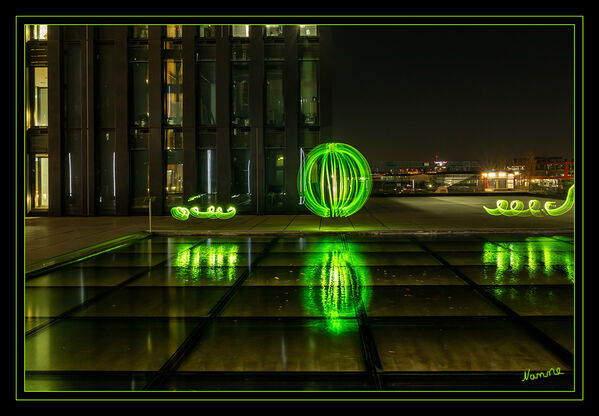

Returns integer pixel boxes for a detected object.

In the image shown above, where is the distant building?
[370,159,482,194]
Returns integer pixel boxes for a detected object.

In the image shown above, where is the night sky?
[329,25,574,165]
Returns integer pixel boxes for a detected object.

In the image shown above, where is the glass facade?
[198,62,216,126]
[32,67,48,127]
[164,59,183,126]
[129,45,149,127]
[33,154,49,209]
[231,62,250,126]
[299,61,319,126]
[231,25,249,38]
[24,24,325,216]
[129,129,149,209]
[165,129,184,207]
[265,62,284,126]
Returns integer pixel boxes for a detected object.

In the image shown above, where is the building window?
[165,129,184,207]
[231,149,251,205]
[299,61,319,125]
[265,149,285,211]
[32,154,49,209]
[299,25,318,37]
[30,67,48,128]
[95,130,116,212]
[198,25,216,38]
[265,25,283,37]
[129,129,149,209]
[130,26,149,39]
[198,61,216,126]
[129,45,149,127]
[166,25,182,38]
[197,148,217,204]
[231,62,250,126]
[26,25,48,41]
[265,62,284,126]
[231,25,249,38]
[197,129,217,206]
[299,127,319,149]
[164,59,183,126]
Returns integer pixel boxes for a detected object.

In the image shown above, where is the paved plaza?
[24,195,575,272]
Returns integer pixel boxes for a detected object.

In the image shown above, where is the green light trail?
[299,143,372,218]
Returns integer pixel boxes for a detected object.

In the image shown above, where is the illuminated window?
[231,25,249,37]
[165,129,184,207]
[198,25,215,38]
[26,25,48,41]
[32,67,48,127]
[166,25,182,38]
[130,25,149,39]
[299,25,318,37]
[33,154,49,209]
[265,25,283,37]
[299,61,319,125]
[265,149,285,211]
[164,59,183,126]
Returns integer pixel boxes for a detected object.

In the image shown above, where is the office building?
[24,24,332,216]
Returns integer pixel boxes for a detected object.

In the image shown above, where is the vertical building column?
[319,26,333,141]
[182,26,197,201]
[249,26,264,214]
[148,26,164,215]
[84,26,94,216]
[284,26,299,213]
[216,25,231,205]
[47,26,62,216]
[114,27,129,215]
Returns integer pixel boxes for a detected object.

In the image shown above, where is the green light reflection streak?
[172,243,240,283]
[301,244,371,335]
[482,239,574,286]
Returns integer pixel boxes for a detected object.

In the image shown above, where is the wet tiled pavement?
[24,233,574,391]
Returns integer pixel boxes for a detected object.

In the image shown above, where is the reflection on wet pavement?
[25,233,574,391]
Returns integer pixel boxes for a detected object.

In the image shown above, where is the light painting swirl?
[483,184,574,217]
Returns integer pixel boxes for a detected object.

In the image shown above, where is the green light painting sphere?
[298,142,372,218]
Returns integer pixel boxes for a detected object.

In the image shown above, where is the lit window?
[166,25,182,38]
[231,25,249,37]
[30,67,48,127]
[198,25,215,38]
[265,25,283,37]
[27,25,48,41]
[299,25,317,37]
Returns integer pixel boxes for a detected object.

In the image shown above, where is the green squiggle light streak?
[171,205,236,220]
[298,142,372,218]
[483,184,574,217]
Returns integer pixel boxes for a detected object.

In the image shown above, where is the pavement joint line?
[142,236,281,390]
[341,234,383,391]
[25,232,152,277]
[406,235,574,370]
[25,238,209,338]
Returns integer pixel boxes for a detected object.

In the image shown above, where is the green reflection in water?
[172,243,240,283]
[482,238,574,286]
[302,245,371,335]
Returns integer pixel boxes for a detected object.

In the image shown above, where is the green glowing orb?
[298,142,372,218]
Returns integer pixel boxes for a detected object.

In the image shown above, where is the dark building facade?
[24,24,332,216]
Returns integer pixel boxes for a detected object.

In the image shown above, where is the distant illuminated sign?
[483,184,574,217]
